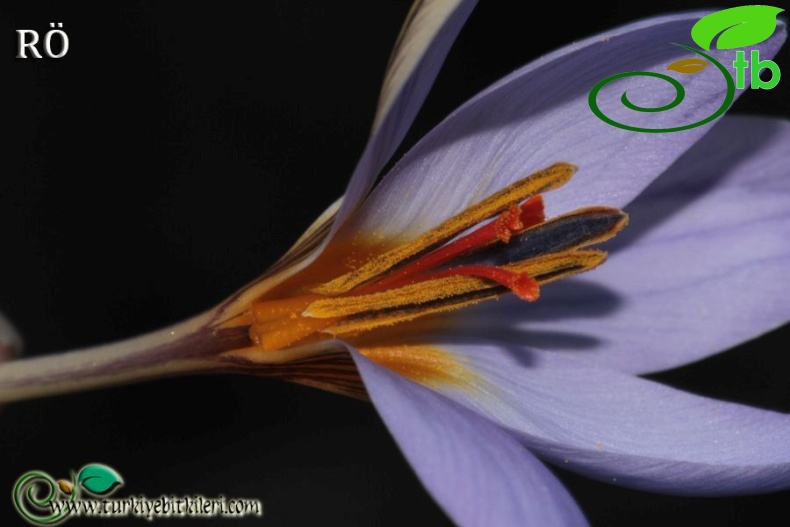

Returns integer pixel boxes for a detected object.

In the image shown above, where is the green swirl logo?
[12,464,123,525]
[588,5,784,133]
[13,471,75,525]
[589,44,734,133]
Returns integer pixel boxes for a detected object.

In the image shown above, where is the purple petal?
[332,0,478,231]
[453,115,790,374]
[349,348,589,527]
[340,12,786,239]
[421,343,790,495]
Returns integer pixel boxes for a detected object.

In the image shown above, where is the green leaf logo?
[77,464,124,496]
[691,5,785,51]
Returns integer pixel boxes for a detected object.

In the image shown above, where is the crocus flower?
[2,2,789,526]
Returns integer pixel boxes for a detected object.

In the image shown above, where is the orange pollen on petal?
[358,344,477,389]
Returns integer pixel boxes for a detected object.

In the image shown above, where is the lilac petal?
[332,0,478,231]
[349,348,589,527]
[453,115,790,374]
[422,343,790,495]
[0,312,22,361]
[340,12,786,239]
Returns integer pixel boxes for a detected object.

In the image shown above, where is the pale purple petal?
[449,115,790,374]
[422,343,790,495]
[340,12,786,240]
[350,348,589,527]
[332,0,478,231]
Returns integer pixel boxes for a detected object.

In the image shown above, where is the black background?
[1,1,789,526]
